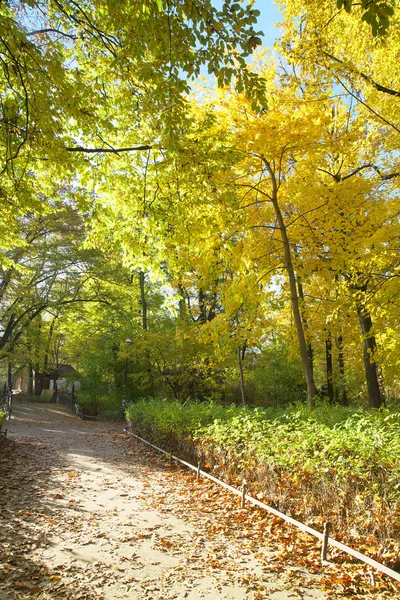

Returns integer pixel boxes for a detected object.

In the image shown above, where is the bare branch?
[323,51,400,98]
[66,145,153,154]
[318,163,400,182]
[332,73,400,134]
[25,29,78,40]
[286,200,330,227]
[235,182,272,201]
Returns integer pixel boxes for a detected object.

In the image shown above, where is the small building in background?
[13,364,80,396]
[48,364,81,391]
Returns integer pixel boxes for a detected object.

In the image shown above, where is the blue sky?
[254,0,282,49]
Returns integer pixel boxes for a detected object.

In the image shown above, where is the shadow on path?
[0,401,331,600]
[0,401,172,600]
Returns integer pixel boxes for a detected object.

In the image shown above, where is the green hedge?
[126,398,400,550]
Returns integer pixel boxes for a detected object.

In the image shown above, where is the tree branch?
[323,51,400,98]
[26,29,78,40]
[66,145,153,153]
[318,163,400,182]
[332,73,400,134]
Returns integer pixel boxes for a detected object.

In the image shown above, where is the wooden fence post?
[321,522,330,562]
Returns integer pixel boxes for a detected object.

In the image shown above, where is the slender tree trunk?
[325,330,334,402]
[28,360,34,395]
[297,278,314,376]
[178,297,186,319]
[139,271,148,330]
[139,271,154,396]
[43,317,56,376]
[237,346,246,405]
[356,305,384,408]
[198,288,207,324]
[26,334,34,394]
[34,371,43,396]
[7,359,12,390]
[261,157,316,408]
[207,291,218,322]
[178,284,187,321]
[336,334,348,406]
[111,344,120,390]
[53,339,61,391]
[52,369,58,393]
[34,316,42,396]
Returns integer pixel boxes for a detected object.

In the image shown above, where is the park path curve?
[0,400,326,600]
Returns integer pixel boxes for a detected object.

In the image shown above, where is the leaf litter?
[0,401,398,599]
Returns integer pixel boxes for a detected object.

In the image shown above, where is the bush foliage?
[126,398,400,552]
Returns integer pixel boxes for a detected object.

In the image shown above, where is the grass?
[126,398,400,558]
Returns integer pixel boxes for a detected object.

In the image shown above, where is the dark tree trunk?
[198,289,207,324]
[33,316,42,396]
[178,285,187,321]
[28,361,34,395]
[207,291,218,322]
[357,305,384,409]
[139,271,148,330]
[111,344,120,390]
[237,346,246,406]
[34,371,43,396]
[336,334,348,406]
[52,369,58,393]
[43,317,56,376]
[7,360,12,390]
[325,330,334,402]
[297,279,314,376]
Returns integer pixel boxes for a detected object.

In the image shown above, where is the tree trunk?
[336,334,348,406]
[198,288,207,324]
[207,291,218,322]
[28,361,34,395]
[297,278,314,376]
[178,284,187,321]
[34,316,42,396]
[43,316,56,375]
[261,157,316,408]
[139,271,148,330]
[237,346,246,405]
[52,369,58,393]
[7,359,12,390]
[356,305,384,408]
[325,330,334,402]
[34,371,43,396]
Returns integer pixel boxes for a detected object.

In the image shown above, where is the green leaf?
[379,5,395,17]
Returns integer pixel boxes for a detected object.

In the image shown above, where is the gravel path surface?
[0,401,326,600]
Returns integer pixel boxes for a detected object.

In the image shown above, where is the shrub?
[126,398,236,461]
[126,398,400,553]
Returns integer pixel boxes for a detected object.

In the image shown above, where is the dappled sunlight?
[0,401,334,600]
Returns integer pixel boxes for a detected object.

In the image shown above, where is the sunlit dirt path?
[0,401,327,600]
